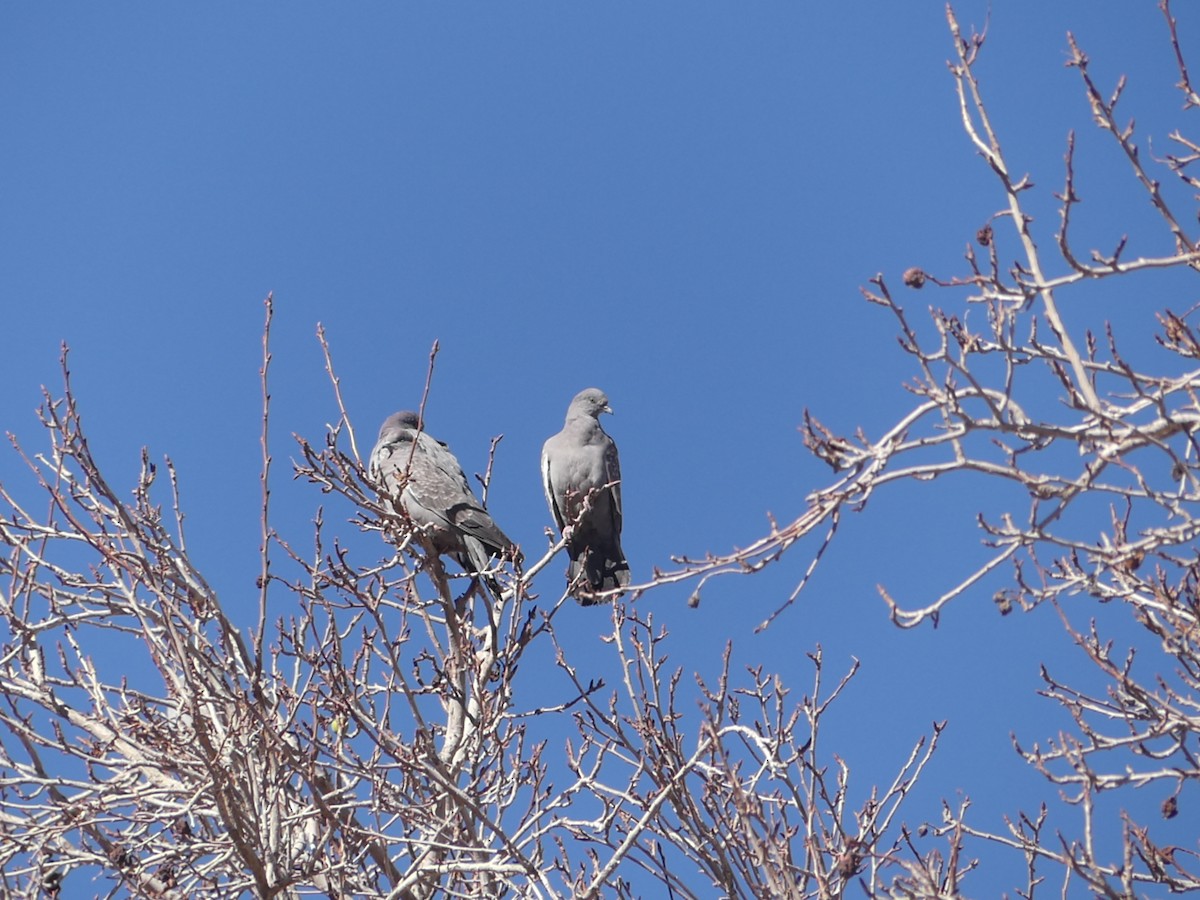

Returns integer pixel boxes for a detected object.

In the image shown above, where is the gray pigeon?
[541,388,631,603]
[370,411,517,575]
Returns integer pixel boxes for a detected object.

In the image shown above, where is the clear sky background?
[2,2,1194,893]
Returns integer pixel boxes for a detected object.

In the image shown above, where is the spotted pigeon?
[370,411,517,575]
[541,388,630,603]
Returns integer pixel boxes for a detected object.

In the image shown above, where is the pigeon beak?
[603,404,614,415]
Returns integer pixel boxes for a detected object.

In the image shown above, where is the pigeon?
[369,411,517,576]
[541,388,631,603]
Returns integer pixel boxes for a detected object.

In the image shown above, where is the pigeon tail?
[567,549,631,605]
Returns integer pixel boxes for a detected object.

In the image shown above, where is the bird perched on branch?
[541,388,630,604]
[370,411,518,576]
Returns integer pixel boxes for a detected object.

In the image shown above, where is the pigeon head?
[568,388,612,421]
[377,410,422,441]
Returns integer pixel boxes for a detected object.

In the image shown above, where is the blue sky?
[2,2,1194,892]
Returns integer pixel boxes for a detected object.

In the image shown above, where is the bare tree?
[3,3,1200,898]
[0,311,942,898]
[796,3,1200,896]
